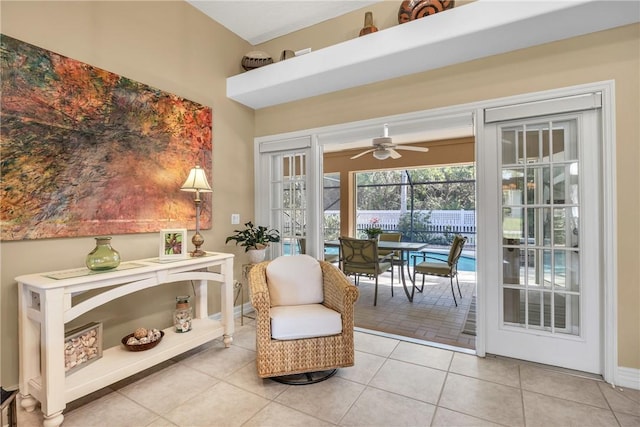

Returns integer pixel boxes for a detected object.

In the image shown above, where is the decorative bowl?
[121,330,164,352]
[241,51,274,71]
[398,0,455,24]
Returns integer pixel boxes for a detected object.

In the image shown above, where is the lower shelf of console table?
[30,318,227,404]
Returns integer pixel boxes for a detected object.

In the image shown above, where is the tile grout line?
[428,351,455,427]
[519,363,528,427]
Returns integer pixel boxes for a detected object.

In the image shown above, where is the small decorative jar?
[86,237,121,271]
[174,295,192,333]
[359,11,379,36]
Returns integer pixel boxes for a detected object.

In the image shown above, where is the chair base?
[269,369,337,385]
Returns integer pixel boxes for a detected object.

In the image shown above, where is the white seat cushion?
[266,255,323,307]
[270,304,342,340]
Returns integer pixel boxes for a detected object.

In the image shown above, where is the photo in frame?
[159,229,188,260]
[64,322,103,376]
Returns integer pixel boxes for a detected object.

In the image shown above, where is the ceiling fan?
[350,124,429,160]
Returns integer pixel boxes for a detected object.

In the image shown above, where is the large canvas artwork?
[0,35,212,240]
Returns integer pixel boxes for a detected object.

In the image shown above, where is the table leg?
[222,257,234,347]
[43,411,64,427]
[399,251,414,302]
[233,280,243,326]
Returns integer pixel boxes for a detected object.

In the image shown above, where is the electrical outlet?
[231,213,240,225]
[31,291,41,311]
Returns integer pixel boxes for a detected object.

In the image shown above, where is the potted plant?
[364,227,383,240]
[225,221,280,263]
[364,217,383,240]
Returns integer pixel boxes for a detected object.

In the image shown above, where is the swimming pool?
[322,246,476,271]
[282,242,476,271]
[408,251,476,271]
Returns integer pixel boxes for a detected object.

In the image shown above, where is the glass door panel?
[499,119,581,336]
[269,152,308,257]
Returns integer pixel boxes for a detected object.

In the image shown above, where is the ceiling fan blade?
[388,149,402,159]
[350,149,375,159]
[394,145,429,153]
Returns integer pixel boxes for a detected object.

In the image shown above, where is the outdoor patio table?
[325,240,427,302]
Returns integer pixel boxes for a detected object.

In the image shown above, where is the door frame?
[253,136,323,259]
[253,80,617,383]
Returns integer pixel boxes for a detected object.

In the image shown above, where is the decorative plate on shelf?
[398,0,455,24]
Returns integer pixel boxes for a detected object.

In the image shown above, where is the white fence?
[324,209,476,245]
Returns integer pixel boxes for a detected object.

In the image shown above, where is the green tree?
[355,165,475,211]
[356,170,403,210]
[397,211,431,242]
[407,166,475,210]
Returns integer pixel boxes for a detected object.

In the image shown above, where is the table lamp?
[180,165,212,257]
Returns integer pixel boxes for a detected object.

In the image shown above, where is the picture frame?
[64,322,103,376]
[159,229,188,260]
[1,35,212,241]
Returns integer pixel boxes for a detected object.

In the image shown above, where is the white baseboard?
[616,366,640,390]
[210,303,254,322]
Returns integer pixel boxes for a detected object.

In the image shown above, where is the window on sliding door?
[256,136,320,259]
[483,95,603,374]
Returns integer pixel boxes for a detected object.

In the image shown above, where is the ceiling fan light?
[373,149,391,160]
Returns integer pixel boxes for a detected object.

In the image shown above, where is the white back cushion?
[266,255,323,307]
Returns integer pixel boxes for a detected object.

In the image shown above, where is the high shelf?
[16,252,234,427]
[226,0,639,109]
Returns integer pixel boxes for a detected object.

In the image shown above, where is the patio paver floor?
[351,268,477,349]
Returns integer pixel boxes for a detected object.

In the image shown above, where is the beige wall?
[0,1,255,386]
[255,14,640,369]
[1,1,637,389]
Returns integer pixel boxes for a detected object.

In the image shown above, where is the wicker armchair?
[248,255,359,379]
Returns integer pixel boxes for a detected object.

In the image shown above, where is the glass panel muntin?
[500,116,581,336]
[271,153,307,256]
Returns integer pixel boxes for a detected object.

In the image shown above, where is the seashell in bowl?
[122,330,164,352]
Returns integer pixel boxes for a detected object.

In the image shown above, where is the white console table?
[16,252,234,427]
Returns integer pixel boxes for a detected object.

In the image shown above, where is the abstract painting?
[0,34,212,240]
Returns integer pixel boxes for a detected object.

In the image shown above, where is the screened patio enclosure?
[324,165,476,248]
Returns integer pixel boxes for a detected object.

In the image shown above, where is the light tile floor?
[16,319,640,427]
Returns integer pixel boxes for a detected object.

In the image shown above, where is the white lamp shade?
[372,149,391,160]
[181,166,212,192]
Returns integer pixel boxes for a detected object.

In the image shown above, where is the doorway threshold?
[355,326,476,356]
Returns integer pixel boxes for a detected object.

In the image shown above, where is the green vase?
[86,237,121,271]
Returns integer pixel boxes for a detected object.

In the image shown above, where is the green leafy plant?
[364,227,383,239]
[225,221,280,252]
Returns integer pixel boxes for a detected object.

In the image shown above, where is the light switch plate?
[231,214,240,224]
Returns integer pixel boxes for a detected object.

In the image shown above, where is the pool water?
[283,243,476,272]
[322,246,476,272]
[408,251,476,272]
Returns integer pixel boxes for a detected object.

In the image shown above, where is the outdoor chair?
[412,235,467,307]
[248,255,359,382]
[339,237,392,306]
[377,232,403,290]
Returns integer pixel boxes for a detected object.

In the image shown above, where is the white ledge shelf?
[227,0,639,110]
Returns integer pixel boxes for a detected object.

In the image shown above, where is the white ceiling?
[186,0,383,45]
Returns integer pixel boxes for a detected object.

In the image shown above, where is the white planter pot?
[247,248,267,264]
